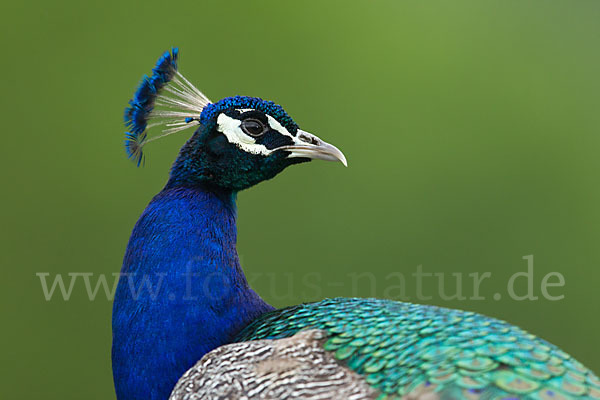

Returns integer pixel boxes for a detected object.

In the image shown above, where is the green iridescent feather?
[235,298,600,400]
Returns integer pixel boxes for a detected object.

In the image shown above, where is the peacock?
[112,48,599,400]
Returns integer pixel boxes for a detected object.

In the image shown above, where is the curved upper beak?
[278,129,348,167]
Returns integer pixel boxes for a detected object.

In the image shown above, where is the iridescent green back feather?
[235,298,600,400]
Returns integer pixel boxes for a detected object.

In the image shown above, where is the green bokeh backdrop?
[2,0,599,398]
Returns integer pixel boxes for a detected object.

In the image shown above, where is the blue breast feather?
[112,186,273,400]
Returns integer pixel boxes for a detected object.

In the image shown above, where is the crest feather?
[123,48,211,166]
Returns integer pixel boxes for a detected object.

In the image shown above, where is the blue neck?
[112,185,274,400]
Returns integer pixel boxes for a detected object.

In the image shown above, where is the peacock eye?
[241,118,266,137]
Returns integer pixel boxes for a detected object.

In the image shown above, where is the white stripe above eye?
[216,113,271,155]
[266,115,294,139]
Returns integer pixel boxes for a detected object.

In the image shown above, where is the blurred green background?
[2,0,599,398]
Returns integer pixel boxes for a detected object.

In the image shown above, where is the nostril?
[299,133,319,145]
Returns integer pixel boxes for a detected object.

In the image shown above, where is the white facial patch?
[266,115,294,139]
[216,113,272,155]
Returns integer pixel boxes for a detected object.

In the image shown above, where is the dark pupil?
[242,119,265,136]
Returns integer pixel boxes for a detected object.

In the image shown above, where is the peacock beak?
[279,130,348,167]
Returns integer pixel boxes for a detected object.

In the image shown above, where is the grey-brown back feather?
[169,329,380,400]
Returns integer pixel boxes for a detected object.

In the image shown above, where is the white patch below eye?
[216,113,271,156]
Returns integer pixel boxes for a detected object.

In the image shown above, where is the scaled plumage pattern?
[234,298,600,399]
[113,49,598,400]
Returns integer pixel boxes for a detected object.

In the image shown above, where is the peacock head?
[124,48,346,191]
